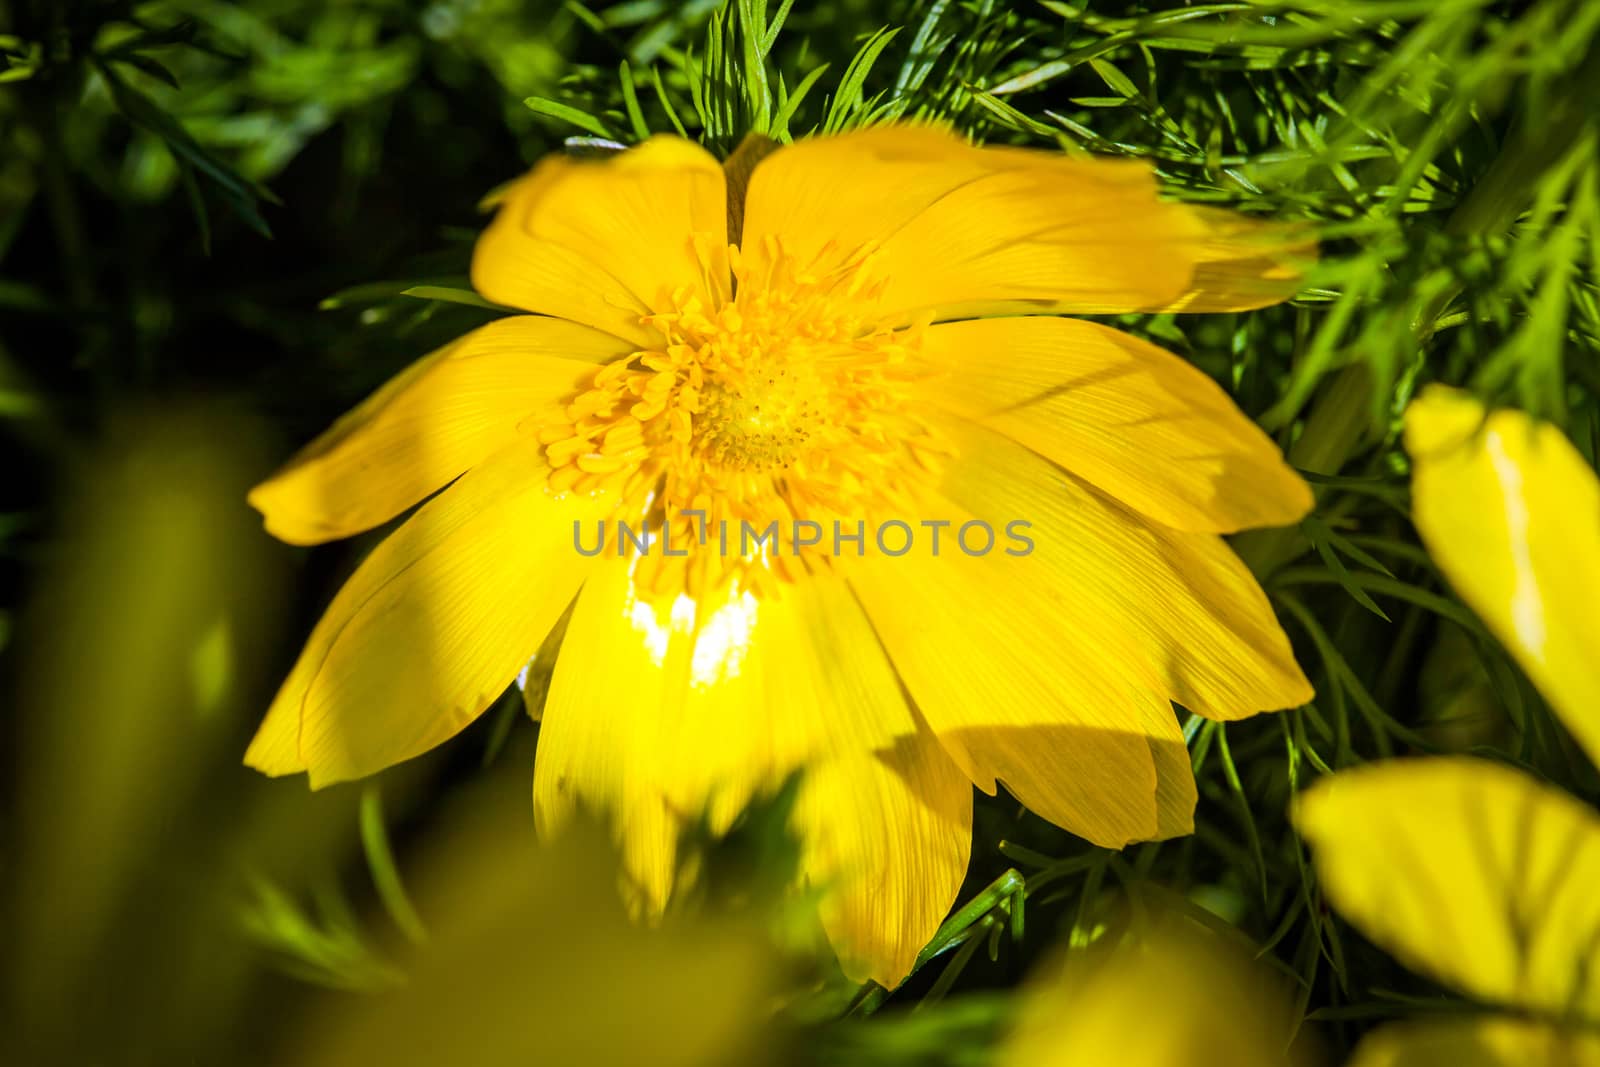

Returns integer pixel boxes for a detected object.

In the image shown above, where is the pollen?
[696,363,825,472]
[538,234,947,601]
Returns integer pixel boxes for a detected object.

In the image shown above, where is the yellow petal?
[847,524,1164,849]
[472,137,728,346]
[1348,1018,1600,1067]
[741,123,1305,324]
[245,438,615,786]
[953,421,1310,719]
[297,816,779,1067]
[1405,385,1600,768]
[800,737,973,989]
[1294,756,1600,1018]
[249,316,629,546]
[917,316,1312,533]
[999,912,1314,1067]
[849,422,1304,846]
[533,558,972,987]
[1158,206,1316,313]
[1141,695,1198,840]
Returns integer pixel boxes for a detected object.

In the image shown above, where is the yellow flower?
[1295,389,1600,1066]
[245,124,1314,986]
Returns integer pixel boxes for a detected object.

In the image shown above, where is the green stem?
[359,786,428,946]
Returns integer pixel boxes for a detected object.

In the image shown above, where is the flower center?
[539,237,947,600]
[695,362,825,472]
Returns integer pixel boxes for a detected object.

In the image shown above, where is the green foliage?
[3,0,1598,1064]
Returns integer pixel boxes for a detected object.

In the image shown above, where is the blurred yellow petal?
[296,813,779,1067]
[1405,385,1600,767]
[917,316,1312,533]
[249,316,629,545]
[533,558,972,987]
[741,124,1306,324]
[471,137,728,345]
[245,438,616,786]
[1295,756,1600,1018]
[999,912,1314,1067]
[13,407,296,1053]
[1348,1018,1600,1067]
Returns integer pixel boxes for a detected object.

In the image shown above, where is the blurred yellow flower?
[289,814,783,1067]
[1297,758,1600,1067]
[1341,1018,1600,1067]
[244,124,1313,985]
[1295,388,1600,1067]
[997,909,1317,1067]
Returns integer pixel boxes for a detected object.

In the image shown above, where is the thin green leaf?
[524,96,616,138]
[618,60,651,141]
[358,787,427,946]
[823,27,898,134]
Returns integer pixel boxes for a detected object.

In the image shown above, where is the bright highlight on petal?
[1404,385,1600,766]
[624,584,757,684]
[534,558,971,987]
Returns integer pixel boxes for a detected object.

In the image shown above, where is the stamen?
[537,234,947,603]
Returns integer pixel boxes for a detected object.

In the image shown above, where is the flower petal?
[294,821,779,1067]
[741,124,1305,323]
[1347,1018,1600,1067]
[999,915,1313,1067]
[917,316,1311,533]
[472,137,728,345]
[533,558,972,987]
[850,421,1302,845]
[1141,694,1198,841]
[1405,385,1600,768]
[249,316,629,546]
[1295,756,1600,1018]
[245,438,615,786]
[847,530,1164,849]
[945,421,1309,720]
[1157,206,1316,313]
